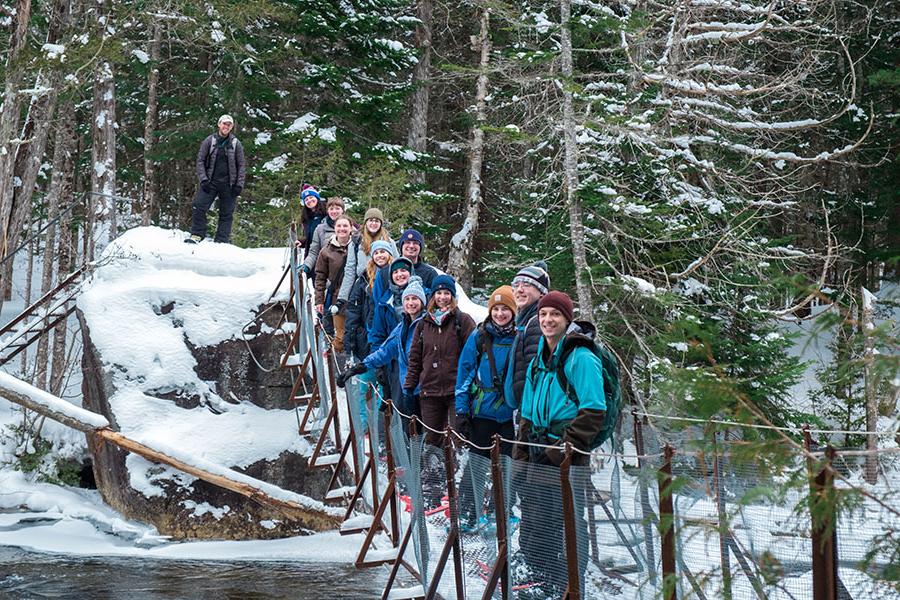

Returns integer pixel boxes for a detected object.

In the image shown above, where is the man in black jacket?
[187,114,246,244]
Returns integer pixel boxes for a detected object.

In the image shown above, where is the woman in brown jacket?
[403,274,476,447]
[314,215,354,352]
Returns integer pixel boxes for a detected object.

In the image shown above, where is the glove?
[455,413,472,439]
[329,304,339,316]
[231,185,243,198]
[544,442,566,467]
[336,363,367,388]
[401,390,416,413]
[302,264,312,276]
[201,180,212,193]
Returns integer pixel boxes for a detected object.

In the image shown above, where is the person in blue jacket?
[454,285,517,529]
[362,256,414,407]
[516,290,605,598]
[338,276,427,425]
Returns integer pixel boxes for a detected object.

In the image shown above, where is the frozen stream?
[0,545,387,599]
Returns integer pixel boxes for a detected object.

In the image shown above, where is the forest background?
[0,0,898,575]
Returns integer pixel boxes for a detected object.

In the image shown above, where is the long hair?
[360,226,390,256]
[426,295,458,315]
[366,258,381,292]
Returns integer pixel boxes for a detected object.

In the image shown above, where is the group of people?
[295,183,607,598]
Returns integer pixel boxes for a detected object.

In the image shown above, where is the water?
[0,547,387,599]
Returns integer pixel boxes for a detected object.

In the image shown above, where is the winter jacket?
[300,206,326,254]
[345,272,376,361]
[365,312,424,395]
[520,329,607,452]
[367,267,402,352]
[196,133,246,188]
[337,232,394,303]
[504,300,542,409]
[455,322,516,423]
[405,307,476,397]
[412,260,438,290]
[313,236,350,307]
[304,217,344,272]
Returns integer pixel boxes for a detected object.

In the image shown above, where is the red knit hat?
[538,291,574,323]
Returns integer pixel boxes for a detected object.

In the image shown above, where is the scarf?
[492,319,516,338]
[430,308,450,327]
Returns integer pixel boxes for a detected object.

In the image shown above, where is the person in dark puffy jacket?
[298,184,325,256]
[344,240,397,363]
[504,261,551,418]
[396,228,438,289]
[454,285,517,529]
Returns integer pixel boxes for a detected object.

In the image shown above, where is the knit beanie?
[370,239,398,259]
[326,196,345,209]
[488,285,517,315]
[538,291,574,323]
[399,228,425,250]
[364,207,384,223]
[390,256,414,275]
[512,261,550,295]
[432,274,457,298]
[301,184,320,201]
[402,276,427,306]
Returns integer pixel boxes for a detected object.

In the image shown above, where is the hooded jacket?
[364,312,424,396]
[405,307,476,397]
[196,133,246,188]
[367,267,402,352]
[313,236,350,307]
[520,327,607,452]
[455,321,516,423]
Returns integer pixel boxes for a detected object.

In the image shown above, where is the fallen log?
[0,372,342,528]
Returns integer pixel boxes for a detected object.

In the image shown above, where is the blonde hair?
[360,226,390,256]
[366,258,380,291]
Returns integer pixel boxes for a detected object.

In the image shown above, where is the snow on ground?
[0,471,360,561]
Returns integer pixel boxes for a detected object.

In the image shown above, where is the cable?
[636,411,899,437]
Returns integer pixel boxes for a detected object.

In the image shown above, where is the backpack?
[530,320,621,449]
[469,324,510,411]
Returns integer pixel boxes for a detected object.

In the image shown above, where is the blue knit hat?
[402,276,427,306]
[300,184,320,201]
[399,228,425,250]
[371,239,398,259]
[431,274,456,298]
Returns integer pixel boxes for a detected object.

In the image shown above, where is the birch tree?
[89,0,117,256]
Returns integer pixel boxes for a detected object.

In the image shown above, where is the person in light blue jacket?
[338,276,427,427]
[454,285,517,529]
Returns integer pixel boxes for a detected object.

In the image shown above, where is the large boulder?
[78,227,337,539]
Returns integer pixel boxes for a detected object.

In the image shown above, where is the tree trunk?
[48,107,77,395]
[861,286,878,484]
[141,19,163,226]
[6,0,72,274]
[558,0,593,315]
[20,217,36,378]
[446,8,491,289]
[406,0,433,183]
[0,0,32,263]
[90,1,118,253]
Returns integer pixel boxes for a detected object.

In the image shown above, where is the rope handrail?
[636,411,899,437]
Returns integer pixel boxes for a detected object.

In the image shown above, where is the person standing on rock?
[187,114,246,244]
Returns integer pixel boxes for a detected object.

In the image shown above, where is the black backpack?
[529,320,622,449]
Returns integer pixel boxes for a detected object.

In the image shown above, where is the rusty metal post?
[805,426,838,600]
[658,444,676,600]
[444,429,465,599]
[481,434,510,600]
[632,407,656,583]
[560,443,581,600]
[383,400,400,546]
[712,431,732,600]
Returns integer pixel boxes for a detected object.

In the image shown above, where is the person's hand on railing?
[455,413,472,440]
[336,363,367,388]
